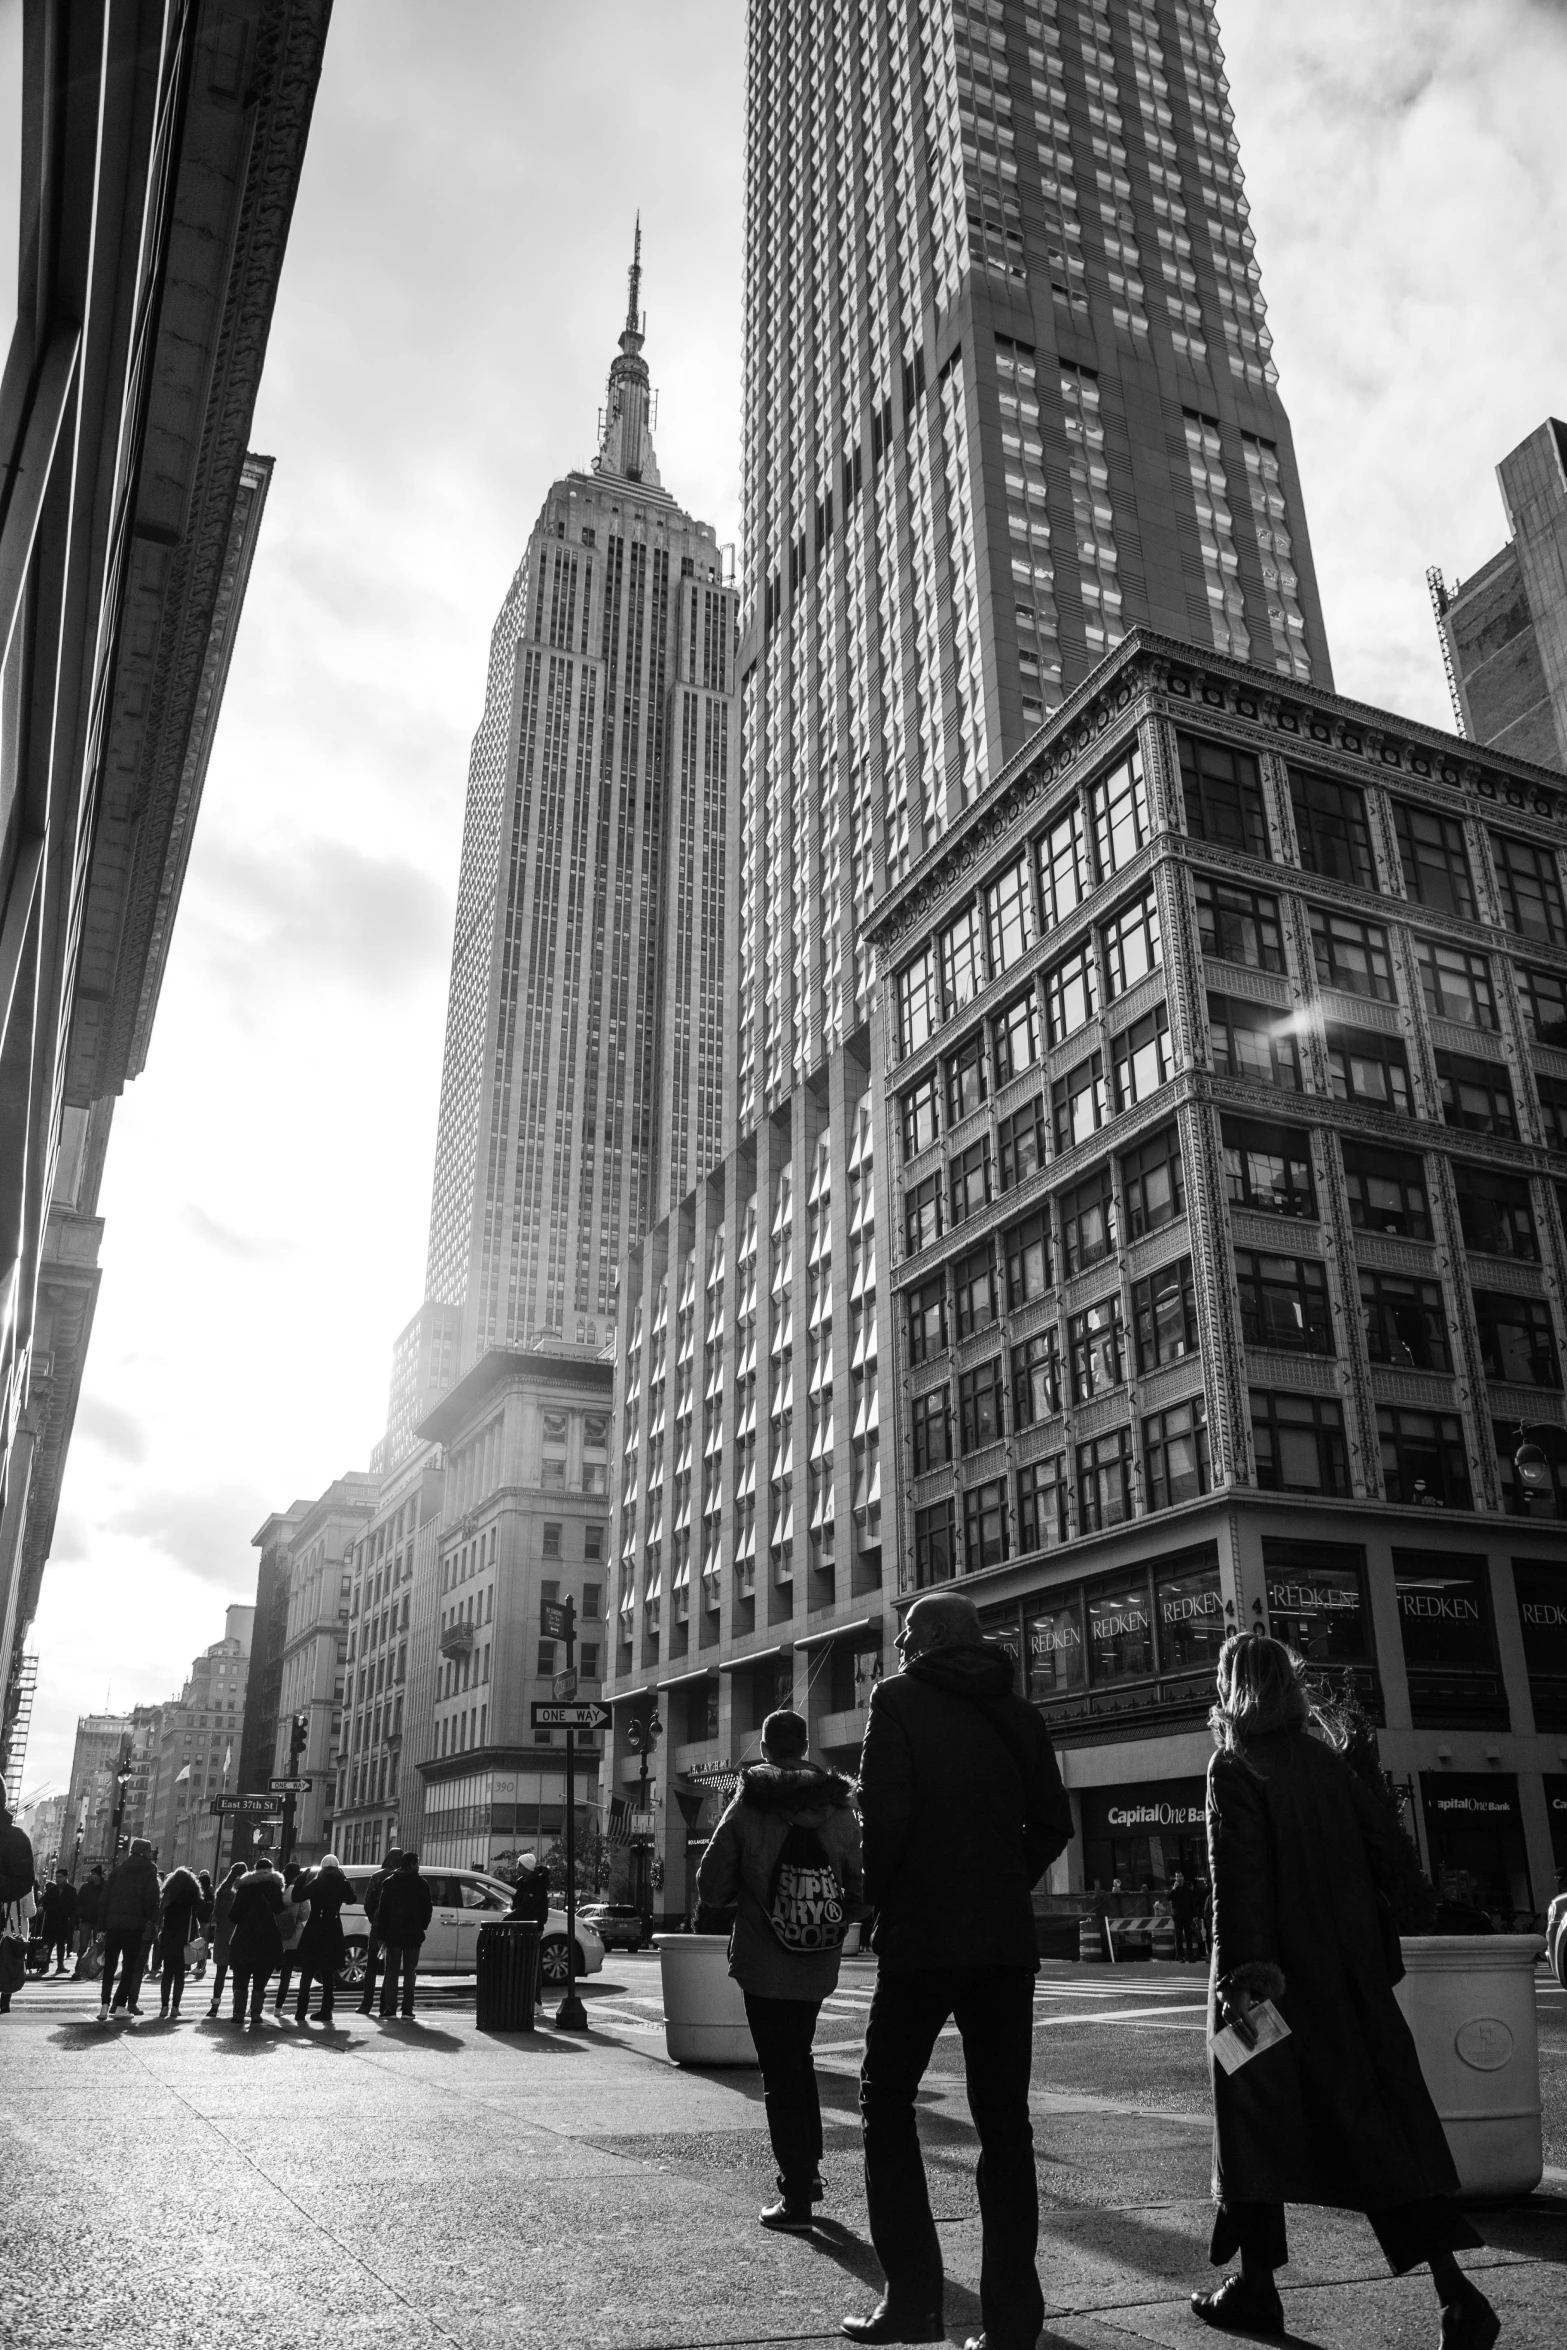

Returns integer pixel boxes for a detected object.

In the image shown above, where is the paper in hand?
[1209,1998,1291,2075]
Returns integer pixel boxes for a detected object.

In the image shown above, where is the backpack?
[765,1822,847,1953]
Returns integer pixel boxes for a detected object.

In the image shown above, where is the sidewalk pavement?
[0,1970,1560,2350]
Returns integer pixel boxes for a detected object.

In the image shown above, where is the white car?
[334,1866,605,1991]
[1547,1889,1566,1991]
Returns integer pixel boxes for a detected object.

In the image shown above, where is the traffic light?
[289,1711,308,1761]
[625,1710,663,1754]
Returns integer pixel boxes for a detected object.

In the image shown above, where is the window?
[911,1386,951,1474]
[1144,1397,1210,1511]
[914,1499,956,1586]
[1027,1591,1086,1699]
[1077,1427,1133,1530]
[1473,1291,1560,1388]
[1065,1291,1125,1411]
[939,902,984,1015]
[1492,831,1566,944]
[1515,963,1567,1047]
[949,1138,991,1226]
[1052,1050,1106,1151]
[1061,1165,1115,1274]
[1393,800,1474,918]
[1111,1003,1171,1110]
[1196,874,1284,971]
[1264,1540,1370,1667]
[1310,907,1395,1002]
[1359,1269,1451,1372]
[1251,1392,1348,1494]
[1089,744,1149,879]
[1037,801,1088,923]
[541,1522,563,1559]
[1395,1560,1498,1728]
[1379,1410,1472,1508]
[541,1412,568,1489]
[583,1416,609,1495]
[959,1358,1005,1452]
[580,1642,600,1680]
[1004,1208,1052,1305]
[1132,1257,1198,1371]
[906,1277,947,1364]
[1453,1164,1537,1261]
[582,1581,602,1615]
[1086,1569,1152,1679]
[1179,732,1268,859]
[1120,1123,1185,1238]
[1102,889,1161,997]
[954,1243,998,1338]
[945,1029,988,1123]
[1236,1251,1333,1354]
[963,1479,1010,1570]
[1207,991,1299,1088]
[1290,768,1374,889]
[985,856,1034,973]
[1012,1329,1061,1426]
[898,946,937,1053]
[992,991,1040,1082]
[1045,939,1098,1044]
[904,1173,943,1254]
[1157,1550,1226,1671]
[536,1641,557,1677]
[1539,1073,1567,1151]
[1017,1457,1069,1554]
[901,1070,940,1159]
[1436,1050,1516,1139]
[1415,939,1495,1030]
[1325,1024,1412,1117]
[1222,1117,1316,1219]
[997,1097,1045,1190]
[1342,1139,1430,1238]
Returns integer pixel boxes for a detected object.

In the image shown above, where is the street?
[1,1957,1561,2350]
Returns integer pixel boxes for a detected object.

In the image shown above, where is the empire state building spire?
[595,215,661,489]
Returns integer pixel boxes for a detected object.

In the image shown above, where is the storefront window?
[1420,1773,1533,1921]
[1155,1551,1224,1675]
[1264,1540,1370,1668]
[1027,1594,1086,1701]
[1081,1776,1208,1892]
[1394,1551,1507,1728]
[1514,1563,1567,1731]
[1086,1574,1154,1683]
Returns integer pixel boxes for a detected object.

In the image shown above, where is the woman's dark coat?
[154,1869,209,1967]
[1207,1727,1459,2215]
[297,1863,351,1976]
[211,1878,241,1966]
[227,1867,286,1971]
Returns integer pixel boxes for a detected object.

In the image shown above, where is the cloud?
[190,837,451,1004]
[74,1396,147,1463]
[111,1488,269,1594]
[183,1205,290,1263]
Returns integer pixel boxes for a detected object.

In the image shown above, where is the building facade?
[272,1476,378,1864]
[332,1445,444,1867]
[61,1714,131,1879]
[420,243,740,1375]
[409,1348,612,1875]
[606,0,1334,1912]
[234,1502,310,1857]
[1433,418,1567,776]
[141,1608,253,1875]
[866,629,1567,1915]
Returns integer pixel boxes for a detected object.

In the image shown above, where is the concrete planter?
[654,1933,758,2068]
[1394,1934,1547,2198]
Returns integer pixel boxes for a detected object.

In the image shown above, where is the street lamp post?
[1512,1421,1564,1505]
[624,1710,662,1942]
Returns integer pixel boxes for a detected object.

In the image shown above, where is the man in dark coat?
[375,1850,434,2019]
[293,1854,351,2024]
[847,1590,1073,2350]
[39,1870,77,1972]
[98,1840,161,2020]
[73,1863,106,1974]
[1196,1632,1496,2347]
[356,1845,402,2016]
[227,1857,286,2027]
[1169,1872,1197,1965]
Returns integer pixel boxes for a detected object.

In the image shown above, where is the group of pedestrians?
[698,1596,1500,2350]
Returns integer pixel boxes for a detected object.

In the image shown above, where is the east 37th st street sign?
[530,1702,611,1731]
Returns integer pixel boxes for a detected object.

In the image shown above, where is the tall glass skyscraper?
[421,242,739,1368]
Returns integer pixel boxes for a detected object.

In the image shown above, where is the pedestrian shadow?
[1475,2193,1567,2266]
[475,2027,592,2057]
[370,2019,466,2052]
[793,2216,985,2343]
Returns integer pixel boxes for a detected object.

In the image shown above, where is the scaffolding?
[3,1653,37,1807]
[1426,563,1469,739]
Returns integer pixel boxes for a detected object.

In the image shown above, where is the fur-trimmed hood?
[736,1760,855,1825]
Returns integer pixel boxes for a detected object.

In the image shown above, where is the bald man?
[843,1590,1072,2350]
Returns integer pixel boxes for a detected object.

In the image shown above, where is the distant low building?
[141,1607,254,1876]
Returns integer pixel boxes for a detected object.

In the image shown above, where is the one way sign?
[531,1701,611,1732]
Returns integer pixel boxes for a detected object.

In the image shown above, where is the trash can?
[1394,1934,1547,2198]
[476,1919,540,2032]
[654,1933,757,2066]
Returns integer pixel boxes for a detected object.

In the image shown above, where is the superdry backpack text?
[766,1822,847,1952]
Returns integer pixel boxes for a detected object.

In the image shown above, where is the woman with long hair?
[205,1860,246,2018]
[154,1866,209,2021]
[1192,1632,1498,2348]
[292,1852,352,2024]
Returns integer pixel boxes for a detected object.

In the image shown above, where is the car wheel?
[1555,1932,1567,1994]
[540,1934,569,1985]
[337,1938,368,1991]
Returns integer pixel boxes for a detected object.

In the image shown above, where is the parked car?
[1547,1888,1567,1990]
[333,1866,605,1990]
[580,1902,647,1952]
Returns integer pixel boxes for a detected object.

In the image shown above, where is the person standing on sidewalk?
[39,1870,77,1973]
[1192,1633,1498,2348]
[697,1709,864,2233]
[97,1839,161,2022]
[356,1845,402,2016]
[1170,1873,1197,1965]
[73,1863,106,1974]
[845,1591,1072,2350]
[375,1850,433,2019]
[273,1862,312,2015]
[293,1852,351,2024]
[228,1855,286,2029]
[154,1866,208,2020]
[206,1862,245,2016]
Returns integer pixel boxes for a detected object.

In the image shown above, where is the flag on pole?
[174,1764,190,1784]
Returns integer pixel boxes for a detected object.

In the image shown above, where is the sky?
[17,0,1567,1805]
